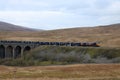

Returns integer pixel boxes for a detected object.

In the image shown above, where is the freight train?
[0,40,100,47]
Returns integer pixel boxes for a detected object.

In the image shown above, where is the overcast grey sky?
[0,0,120,30]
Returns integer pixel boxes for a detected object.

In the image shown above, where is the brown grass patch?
[0,64,120,80]
[0,24,120,47]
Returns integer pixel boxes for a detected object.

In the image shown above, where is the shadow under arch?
[15,46,21,58]
[0,45,5,58]
[23,46,31,53]
[6,46,13,58]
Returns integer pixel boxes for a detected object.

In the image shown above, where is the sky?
[0,0,120,30]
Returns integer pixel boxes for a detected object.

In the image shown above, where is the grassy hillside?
[0,23,120,47]
[0,21,39,31]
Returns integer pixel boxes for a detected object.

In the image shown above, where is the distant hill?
[0,22,120,47]
[0,21,40,31]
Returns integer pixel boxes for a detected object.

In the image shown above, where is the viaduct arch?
[15,46,21,58]
[0,45,5,58]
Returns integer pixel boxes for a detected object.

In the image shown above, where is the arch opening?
[6,46,13,58]
[24,46,31,52]
[0,45,5,58]
[15,46,21,58]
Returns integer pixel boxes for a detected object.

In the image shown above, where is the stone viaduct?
[0,40,40,59]
[0,40,99,59]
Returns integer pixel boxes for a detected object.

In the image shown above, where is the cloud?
[0,11,77,29]
[0,10,97,29]
[0,0,120,30]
